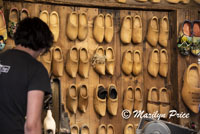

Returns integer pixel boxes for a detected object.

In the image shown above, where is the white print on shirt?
[0,63,11,74]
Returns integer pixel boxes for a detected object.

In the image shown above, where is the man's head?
[14,17,53,52]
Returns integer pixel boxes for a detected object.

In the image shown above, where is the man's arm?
[24,90,44,134]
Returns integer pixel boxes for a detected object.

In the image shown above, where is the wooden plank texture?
[2,1,200,133]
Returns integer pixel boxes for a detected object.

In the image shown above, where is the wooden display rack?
[2,0,200,133]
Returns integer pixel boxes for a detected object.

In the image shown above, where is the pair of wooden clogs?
[66,46,89,78]
[94,84,118,116]
[66,84,88,113]
[147,16,169,48]
[120,15,142,44]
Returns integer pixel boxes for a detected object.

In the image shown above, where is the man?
[0,17,53,134]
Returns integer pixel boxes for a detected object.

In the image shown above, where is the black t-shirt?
[0,49,51,134]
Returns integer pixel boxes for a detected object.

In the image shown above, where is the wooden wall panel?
[2,1,200,133]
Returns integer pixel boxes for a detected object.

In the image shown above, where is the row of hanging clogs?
[70,124,90,134]
[177,20,200,57]
[147,87,170,118]
[120,15,169,48]
[39,45,116,78]
[121,48,168,77]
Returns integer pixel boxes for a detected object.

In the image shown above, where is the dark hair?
[14,17,53,51]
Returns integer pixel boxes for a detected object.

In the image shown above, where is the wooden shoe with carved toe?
[105,14,114,43]
[147,87,159,114]
[65,46,79,78]
[78,12,88,41]
[94,84,107,116]
[66,84,78,113]
[159,49,168,77]
[147,16,159,47]
[159,16,169,48]
[50,11,59,42]
[122,48,133,75]
[93,14,104,43]
[120,16,132,44]
[52,46,64,77]
[66,12,78,41]
[134,87,143,111]
[78,84,88,113]
[132,15,142,44]
[123,86,134,112]
[132,50,142,76]
[79,47,89,78]
[107,84,118,116]
[148,49,159,77]
[92,46,106,75]
[106,47,115,75]
[159,87,170,118]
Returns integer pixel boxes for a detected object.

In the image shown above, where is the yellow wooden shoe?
[107,124,115,134]
[132,15,142,44]
[94,84,107,116]
[92,46,106,75]
[78,84,88,113]
[159,87,170,118]
[147,16,159,47]
[159,49,168,77]
[66,12,78,41]
[134,86,143,111]
[123,86,134,112]
[106,47,115,75]
[65,46,79,78]
[107,84,118,116]
[80,125,90,134]
[78,47,89,78]
[71,124,79,134]
[159,16,169,48]
[147,87,159,114]
[148,49,159,77]
[120,15,132,44]
[52,46,64,77]
[132,50,142,76]
[78,12,88,41]
[122,48,133,75]
[105,13,114,43]
[39,10,49,26]
[98,124,106,134]
[182,63,200,113]
[124,124,135,134]
[50,11,59,42]
[93,14,104,43]
[66,84,78,114]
